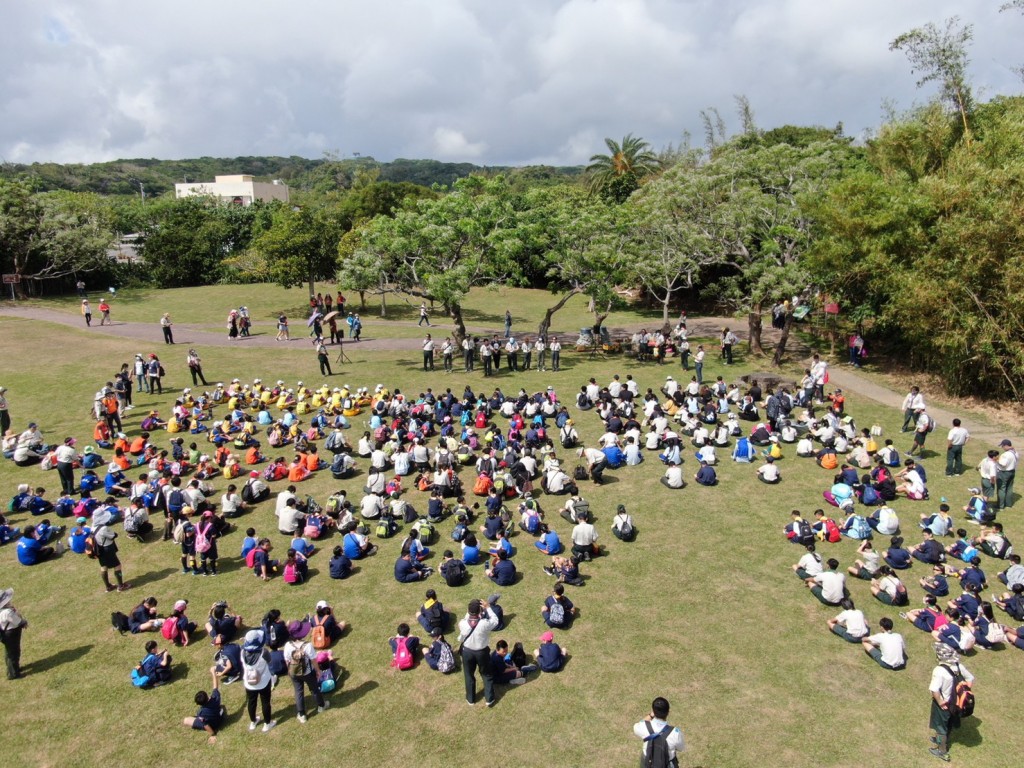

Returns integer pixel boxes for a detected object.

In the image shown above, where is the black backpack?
[443,559,467,588]
[111,611,130,634]
[796,519,814,546]
[643,722,674,768]
[241,481,255,504]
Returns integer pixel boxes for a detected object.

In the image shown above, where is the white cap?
[316,600,329,610]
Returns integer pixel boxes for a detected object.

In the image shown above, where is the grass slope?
[0,311,1020,768]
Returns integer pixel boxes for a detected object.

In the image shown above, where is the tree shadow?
[131,566,179,589]
[24,643,93,674]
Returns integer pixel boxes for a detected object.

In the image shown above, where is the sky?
[1,0,1020,167]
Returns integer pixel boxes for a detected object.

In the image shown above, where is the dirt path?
[3,303,1017,442]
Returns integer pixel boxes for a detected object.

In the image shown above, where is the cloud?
[0,0,1020,166]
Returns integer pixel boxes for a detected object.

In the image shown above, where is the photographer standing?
[456,598,499,707]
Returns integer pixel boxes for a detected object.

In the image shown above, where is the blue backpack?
[860,486,880,506]
[844,515,871,540]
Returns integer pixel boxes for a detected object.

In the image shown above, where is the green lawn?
[19,283,690,338]
[0,314,1020,768]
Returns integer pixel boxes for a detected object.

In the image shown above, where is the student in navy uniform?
[394,552,431,583]
[534,631,567,672]
[128,596,161,633]
[213,635,243,683]
[415,589,449,635]
[486,549,517,586]
[329,545,353,579]
[204,601,242,644]
[694,460,717,486]
[184,667,226,743]
[542,583,576,628]
[883,536,912,570]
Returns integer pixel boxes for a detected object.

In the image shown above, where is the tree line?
[1,14,1022,398]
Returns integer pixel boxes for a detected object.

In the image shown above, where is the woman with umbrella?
[227,310,239,340]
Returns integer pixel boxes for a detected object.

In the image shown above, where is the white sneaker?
[262,720,277,733]
[318,701,331,713]
[249,719,260,731]
[510,677,526,686]
[297,715,307,724]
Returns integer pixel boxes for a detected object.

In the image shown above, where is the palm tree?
[586,134,660,203]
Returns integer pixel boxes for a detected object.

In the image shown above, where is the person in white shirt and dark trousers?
[456,598,499,707]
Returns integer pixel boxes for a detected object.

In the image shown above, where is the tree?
[586,134,660,203]
[890,17,975,137]
[346,175,528,343]
[250,203,345,297]
[137,198,234,288]
[0,181,113,297]
[520,186,625,338]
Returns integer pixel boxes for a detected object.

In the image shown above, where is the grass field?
[22,283,684,338]
[0,301,1021,768]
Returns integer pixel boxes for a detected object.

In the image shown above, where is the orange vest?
[304,453,319,472]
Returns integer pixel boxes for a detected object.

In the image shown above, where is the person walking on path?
[276,314,290,342]
[98,299,111,326]
[0,588,28,680]
[945,419,970,477]
[996,439,1018,510]
[315,338,333,377]
[927,642,974,762]
[160,314,175,344]
[187,349,209,387]
[81,300,92,327]
[633,696,685,767]
[456,598,499,707]
[418,303,431,327]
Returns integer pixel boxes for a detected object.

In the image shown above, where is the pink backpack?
[391,636,414,670]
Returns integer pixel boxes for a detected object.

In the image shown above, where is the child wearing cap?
[533,631,566,672]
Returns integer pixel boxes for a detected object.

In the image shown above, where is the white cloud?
[0,0,1020,166]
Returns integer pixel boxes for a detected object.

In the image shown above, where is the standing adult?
[98,298,111,325]
[535,337,547,372]
[720,327,736,365]
[945,419,970,477]
[187,349,209,387]
[241,630,277,733]
[315,338,333,377]
[694,345,706,385]
[418,303,431,327]
[462,336,475,372]
[81,299,92,327]
[160,314,174,344]
[901,387,925,432]
[996,439,1018,510]
[147,355,163,395]
[441,337,454,373]
[0,588,28,680]
[227,312,239,340]
[549,336,562,372]
[927,642,974,762]
[76,279,86,298]
[456,598,500,707]
[632,696,686,768]
[504,309,512,338]
[505,337,519,372]
[810,353,829,403]
[54,437,77,496]
[134,355,148,394]
[422,334,435,372]
[0,386,9,435]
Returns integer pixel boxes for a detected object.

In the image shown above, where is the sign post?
[2,273,19,301]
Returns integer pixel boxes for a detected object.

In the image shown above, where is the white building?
[174,174,290,206]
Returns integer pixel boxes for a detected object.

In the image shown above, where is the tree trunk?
[771,311,794,367]
[379,291,387,317]
[307,271,316,300]
[592,299,612,332]
[660,295,671,335]
[538,290,580,339]
[358,291,366,311]
[448,303,467,346]
[747,304,764,355]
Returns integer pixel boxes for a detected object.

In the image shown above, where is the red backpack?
[823,518,841,543]
[245,547,259,569]
[391,636,414,670]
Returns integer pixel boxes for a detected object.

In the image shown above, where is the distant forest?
[0,155,584,198]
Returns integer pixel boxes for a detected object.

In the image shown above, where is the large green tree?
[250,203,345,297]
[0,180,113,296]
[343,175,528,342]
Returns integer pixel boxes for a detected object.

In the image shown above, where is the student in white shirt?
[861,617,907,669]
[757,456,780,483]
[828,598,869,642]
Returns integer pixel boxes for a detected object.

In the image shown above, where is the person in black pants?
[456,599,500,706]
[187,350,209,386]
[316,339,333,376]
[0,588,27,680]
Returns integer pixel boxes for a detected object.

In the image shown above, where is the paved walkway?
[3,303,1017,442]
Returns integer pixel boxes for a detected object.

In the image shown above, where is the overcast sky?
[1,0,1020,167]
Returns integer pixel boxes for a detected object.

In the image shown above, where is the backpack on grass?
[111,611,130,634]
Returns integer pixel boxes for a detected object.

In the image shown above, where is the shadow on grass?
[132,566,179,589]
[25,643,93,674]
[958,716,984,747]
[337,678,378,708]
